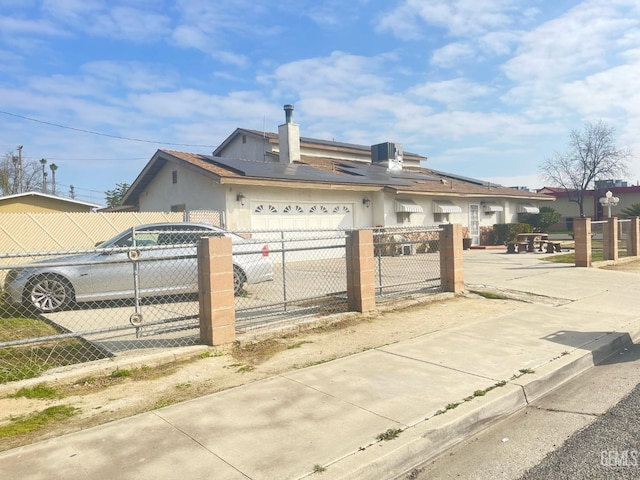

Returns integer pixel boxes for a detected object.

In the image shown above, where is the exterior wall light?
[362,197,371,208]
[236,193,246,206]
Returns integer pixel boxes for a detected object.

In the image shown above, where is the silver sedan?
[3,223,274,312]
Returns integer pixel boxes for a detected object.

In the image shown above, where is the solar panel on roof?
[335,162,440,183]
[205,156,415,186]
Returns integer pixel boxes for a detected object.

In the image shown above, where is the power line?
[22,155,148,162]
[0,110,218,148]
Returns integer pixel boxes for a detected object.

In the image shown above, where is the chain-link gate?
[0,225,239,383]
[234,230,351,329]
[373,226,443,298]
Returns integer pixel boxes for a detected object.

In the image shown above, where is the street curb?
[320,326,640,480]
[324,384,527,480]
[518,327,640,405]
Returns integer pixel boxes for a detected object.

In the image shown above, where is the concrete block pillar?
[439,224,464,293]
[346,229,376,313]
[573,217,592,267]
[603,217,618,261]
[198,236,236,346]
[628,217,640,257]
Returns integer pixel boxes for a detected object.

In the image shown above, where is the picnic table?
[507,233,561,253]
[517,233,548,252]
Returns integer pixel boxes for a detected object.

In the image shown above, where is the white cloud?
[281,0,372,26]
[504,1,640,85]
[378,0,533,39]
[561,63,640,117]
[501,0,640,128]
[82,61,180,92]
[479,30,520,56]
[90,7,171,42]
[408,78,491,107]
[259,51,390,100]
[41,1,171,42]
[0,14,65,37]
[431,42,476,68]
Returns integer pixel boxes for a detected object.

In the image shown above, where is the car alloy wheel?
[26,274,72,313]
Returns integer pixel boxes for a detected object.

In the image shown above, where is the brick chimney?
[278,104,300,163]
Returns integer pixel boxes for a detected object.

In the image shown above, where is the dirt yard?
[0,293,525,451]
[3,257,640,451]
[599,257,640,272]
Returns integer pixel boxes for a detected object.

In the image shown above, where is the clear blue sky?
[1,0,638,205]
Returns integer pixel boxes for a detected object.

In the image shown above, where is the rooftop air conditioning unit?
[371,142,403,171]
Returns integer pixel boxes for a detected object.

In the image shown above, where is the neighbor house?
[122,105,552,246]
[0,191,100,213]
[539,180,640,229]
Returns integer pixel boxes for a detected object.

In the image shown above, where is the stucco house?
[122,105,552,246]
[0,191,100,213]
[539,181,640,229]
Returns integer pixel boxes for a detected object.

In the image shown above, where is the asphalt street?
[399,342,640,480]
[520,373,640,479]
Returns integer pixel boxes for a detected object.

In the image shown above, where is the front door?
[469,204,480,246]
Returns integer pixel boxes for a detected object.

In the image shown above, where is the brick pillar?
[603,217,618,261]
[198,236,236,346]
[573,217,591,267]
[346,229,376,313]
[439,224,464,293]
[628,217,640,257]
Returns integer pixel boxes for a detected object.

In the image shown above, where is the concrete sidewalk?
[2,250,640,480]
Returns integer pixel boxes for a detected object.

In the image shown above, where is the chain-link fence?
[1,226,444,384]
[619,218,630,258]
[588,219,632,260]
[373,226,442,298]
[591,220,605,260]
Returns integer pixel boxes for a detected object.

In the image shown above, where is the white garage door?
[250,202,354,262]
[250,202,354,231]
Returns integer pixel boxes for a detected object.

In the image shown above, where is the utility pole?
[40,158,47,193]
[17,145,23,193]
[50,163,58,195]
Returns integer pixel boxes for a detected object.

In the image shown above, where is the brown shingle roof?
[153,150,549,200]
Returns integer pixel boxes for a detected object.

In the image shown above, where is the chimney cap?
[283,104,294,123]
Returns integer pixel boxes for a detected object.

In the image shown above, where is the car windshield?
[95,225,233,249]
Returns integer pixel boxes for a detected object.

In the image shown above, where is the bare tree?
[540,121,631,217]
[0,151,45,195]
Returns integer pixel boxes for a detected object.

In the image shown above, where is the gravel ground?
[519,383,640,480]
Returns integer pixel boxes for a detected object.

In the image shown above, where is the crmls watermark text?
[601,450,639,467]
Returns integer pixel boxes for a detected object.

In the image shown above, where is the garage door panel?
[251,202,354,262]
